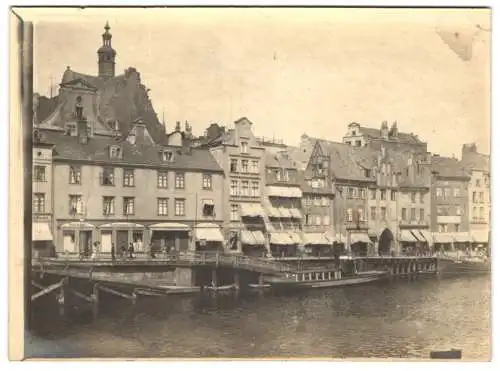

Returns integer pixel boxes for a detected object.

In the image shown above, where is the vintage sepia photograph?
[10,6,491,361]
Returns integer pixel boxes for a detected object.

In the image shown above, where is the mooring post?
[234,271,240,290]
[57,282,65,317]
[211,269,218,288]
[92,283,99,318]
[258,273,264,286]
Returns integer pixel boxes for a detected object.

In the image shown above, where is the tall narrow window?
[157,171,168,188]
[123,169,135,187]
[102,196,115,215]
[380,190,386,200]
[401,208,407,221]
[240,141,248,153]
[346,208,353,222]
[241,180,249,196]
[410,208,416,220]
[411,192,416,203]
[69,165,81,184]
[251,181,259,197]
[391,190,397,201]
[34,166,46,182]
[419,208,424,221]
[175,172,185,189]
[230,204,239,221]
[230,180,238,196]
[251,160,259,173]
[157,198,168,216]
[241,160,249,173]
[175,199,186,216]
[370,207,376,220]
[202,173,212,190]
[380,207,387,220]
[230,159,238,172]
[33,193,45,213]
[101,167,115,186]
[69,195,83,215]
[123,197,135,215]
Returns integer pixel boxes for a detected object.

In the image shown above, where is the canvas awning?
[302,233,331,245]
[350,232,371,244]
[194,223,224,242]
[453,232,472,243]
[432,233,454,244]
[60,221,95,230]
[418,230,434,245]
[202,199,215,206]
[267,186,302,198]
[410,230,425,242]
[99,222,145,229]
[400,230,418,243]
[241,230,266,245]
[278,207,293,218]
[240,203,265,218]
[471,230,489,243]
[269,232,294,245]
[288,232,303,244]
[263,199,282,218]
[149,222,191,231]
[32,222,53,241]
[289,208,303,219]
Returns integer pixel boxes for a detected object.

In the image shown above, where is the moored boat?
[265,269,389,289]
[438,255,490,276]
[204,284,236,292]
[248,283,272,289]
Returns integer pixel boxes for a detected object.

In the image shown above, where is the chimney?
[390,121,398,137]
[381,121,389,139]
[175,121,181,132]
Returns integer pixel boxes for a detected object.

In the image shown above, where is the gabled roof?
[265,151,295,169]
[38,129,223,173]
[316,139,374,182]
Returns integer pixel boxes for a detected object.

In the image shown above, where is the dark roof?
[461,152,490,173]
[431,155,470,179]
[36,67,167,144]
[265,151,295,169]
[38,130,223,172]
[317,139,375,182]
[358,126,424,145]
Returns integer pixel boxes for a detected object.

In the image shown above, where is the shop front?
[416,229,434,255]
[432,233,455,255]
[58,221,96,258]
[269,232,297,258]
[301,232,333,257]
[240,229,267,257]
[398,229,419,256]
[149,222,191,254]
[98,222,146,258]
[349,232,371,257]
[471,230,490,256]
[32,221,55,258]
[194,222,224,252]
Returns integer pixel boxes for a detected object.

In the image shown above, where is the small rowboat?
[248,283,271,289]
[204,284,236,292]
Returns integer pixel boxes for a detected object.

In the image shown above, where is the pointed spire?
[104,21,110,32]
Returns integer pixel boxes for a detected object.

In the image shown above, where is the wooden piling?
[234,272,240,290]
[92,284,99,318]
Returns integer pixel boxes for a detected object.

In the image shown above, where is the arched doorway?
[378,228,394,256]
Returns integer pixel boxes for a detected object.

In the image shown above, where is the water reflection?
[28,276,490,359]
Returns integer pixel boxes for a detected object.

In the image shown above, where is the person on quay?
[128,242,135,259]
[111,242,116,261]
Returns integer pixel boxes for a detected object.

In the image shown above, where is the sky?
[30,7,491,157]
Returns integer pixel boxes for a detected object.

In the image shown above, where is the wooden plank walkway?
[33,252,295,275]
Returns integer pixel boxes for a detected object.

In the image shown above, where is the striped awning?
[240,203,265,218]
[33,222,53,241]
[471,230,489,243]
[433,233,454,244]
[400,230,418,242]
[350,232,371,244]
[410,230,425,242]
[302,233,331,245]
[418,230,434,245]
[270,232,294,245]
[267,186,302,198]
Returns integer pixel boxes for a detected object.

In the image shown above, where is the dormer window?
[364,169,371,178]
[352,130,356,135]
[109,145,122,159]
[161,150,174,162]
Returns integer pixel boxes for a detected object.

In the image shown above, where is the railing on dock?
[34,251,294,274]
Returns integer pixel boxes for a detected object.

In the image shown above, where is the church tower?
[97,21,116,78]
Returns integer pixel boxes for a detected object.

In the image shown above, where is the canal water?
[27,275,491,360]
